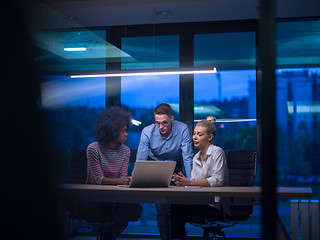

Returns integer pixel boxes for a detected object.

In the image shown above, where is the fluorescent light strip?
[64,47,87,52]
[69,67,217,78]
[195,118,256,123]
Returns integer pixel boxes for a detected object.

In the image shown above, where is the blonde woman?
[171,116,229,240]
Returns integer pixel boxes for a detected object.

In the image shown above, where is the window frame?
[105,20,258,132]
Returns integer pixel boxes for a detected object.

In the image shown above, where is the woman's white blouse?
[191,144,229,187]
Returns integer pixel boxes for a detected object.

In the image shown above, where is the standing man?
[136,103,194,239]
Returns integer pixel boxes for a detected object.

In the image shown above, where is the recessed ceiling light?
[67,16,78,21]
[155,11,172,16]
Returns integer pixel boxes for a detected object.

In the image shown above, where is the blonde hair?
[196,116,217,141]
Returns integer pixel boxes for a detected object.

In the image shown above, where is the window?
[192,31,260,238]
[119,34,180,236]
[121,35,179,69]
[194,32,257,150]
[121,35,180,150]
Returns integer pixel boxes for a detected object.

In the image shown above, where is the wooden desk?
[58,184,312,204]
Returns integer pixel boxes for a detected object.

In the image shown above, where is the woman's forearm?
[188,179,210,187]
[101,177,129,185]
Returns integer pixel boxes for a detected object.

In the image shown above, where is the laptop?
[124,161,176,188]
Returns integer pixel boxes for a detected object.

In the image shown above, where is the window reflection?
[121,35,179,69]
[275,19,320,237]
[276,21,320,68]
[40,75,105,108]
[194,32,256,70]
[276,68,320,185]
[274,68,320,237]
[40,75,105,182]
[33,29,108,74]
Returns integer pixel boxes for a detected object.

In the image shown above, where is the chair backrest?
[129,149,137,163]
[68,149,87,184]
[225,150,256,187]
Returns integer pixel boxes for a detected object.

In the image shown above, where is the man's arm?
[136,130,151,161]
[181,127,194,179]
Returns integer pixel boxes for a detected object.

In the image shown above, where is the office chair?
[67,149,108,239]
[190,150,257,240]
[67,149,87,184]
[66,149,141,239]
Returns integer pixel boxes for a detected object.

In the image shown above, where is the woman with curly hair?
[86,106,133,185]
[85,107,141,240]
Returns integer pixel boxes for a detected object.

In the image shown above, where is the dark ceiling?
[28,0,320,30]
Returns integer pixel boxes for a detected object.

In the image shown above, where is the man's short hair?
[154,103,172,117]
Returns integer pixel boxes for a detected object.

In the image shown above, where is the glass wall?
[33,29,108,74]
[33,29,108,182]
[40,75,105,182]
[275,19,320,236]
[33,18,320,238]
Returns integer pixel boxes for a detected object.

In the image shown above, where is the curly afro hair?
[95,107,132,145]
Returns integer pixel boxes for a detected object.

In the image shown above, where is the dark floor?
[63,204,265,240]
[66,236,260,240]
[64,221,262,240]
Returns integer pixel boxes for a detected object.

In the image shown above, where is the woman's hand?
[119,176,131,185]
[172,172,190,187]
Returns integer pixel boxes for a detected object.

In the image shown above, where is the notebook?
[123,161,176,188]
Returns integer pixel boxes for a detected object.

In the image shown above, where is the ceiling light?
[194,118,256,123]
[64,47,87,52]
[68,67,217,78]
[155,11,172,16]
